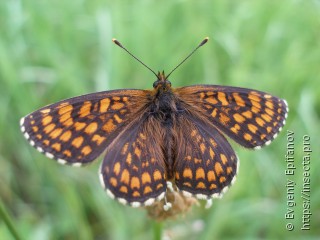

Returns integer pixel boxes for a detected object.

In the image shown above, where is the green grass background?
[1,0,319,239]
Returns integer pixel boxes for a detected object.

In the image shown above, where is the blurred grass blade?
[0,200,22,240]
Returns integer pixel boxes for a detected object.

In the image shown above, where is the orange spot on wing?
[200,143,206,154]
[112,96,120,101]
[249,92,261,101]
[214,162,223,176]
[43,139,50,146]
[142,172,151,184]
[58,104,73,115]
[196,168,205,179]
[266,126,272,133]
[49,128,63,139]
[120,186,128,193]
[120,169,130,185]
[61,115,73,127]
[79,101,91,118]
[242,111,253,119]
[81,145,92,156]
[251,100,261,111]
[44,123,55,134]
[196,182,206,189]
[217,92,228,105]
[183,168,193,179]
[42,115,53,126]
[100,98,110,113]
[209,147,215,159]
[219,112,231,125]
[32,126,39,132]
[110,177,117,187]
[132,191,140,197]
[130,177,140,189]
[244,133,252,141]
[220,153,227,165]
[227,167,233,174]
[248,124,258,134]
[144,186,152,194]
[60,130,72,142]
[156,183,164,189]
[134,147,141,158]
[256,117,265,127]
[265,108,274,116]
[74,122,86,131]
[211,108,218,118]
[265,101,274,109]
[102,119,116,133]
[209,138,218,147]
[233,113,245,123]
[63,150,71,157]
[51,143,61,152]
[191,130,197,137]
[121,143,129,155]
[71,136,84,148]
[92,134,106,145]
[233,93,245,107]
[113,162,121,175]
[139,133,147,140]
[194,158,201,164]
[231,123,241,134]
[111,102,125,110]
[113,114,123,123]
[219,176,226,183]
[205,96,218,105]
[126,153,132,165]
[262,113,272,122]
[209,183,217,190]
[84,122,98,134]
[207,170,216,181]
[153,170,162,181]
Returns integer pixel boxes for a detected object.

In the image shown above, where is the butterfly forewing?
[20,89,150,165]
[175,85,288,149]
[174,113,238,199]
[100,114,167,207]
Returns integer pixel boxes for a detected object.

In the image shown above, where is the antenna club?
[200,37,209,46]
[112,38,123,47]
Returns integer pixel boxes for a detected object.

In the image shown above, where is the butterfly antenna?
[166,37,209,79]
[112,38,159,79]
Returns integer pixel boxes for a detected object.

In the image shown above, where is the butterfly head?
[153,71,172,92]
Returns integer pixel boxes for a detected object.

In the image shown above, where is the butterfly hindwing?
[173,113,238,199]
[100,114,167,207]
[20,89,150,165]
[175,85,288,149]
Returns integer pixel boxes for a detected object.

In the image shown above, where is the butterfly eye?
[153,81,160,88]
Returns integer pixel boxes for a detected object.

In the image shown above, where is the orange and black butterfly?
[20,38,288,209]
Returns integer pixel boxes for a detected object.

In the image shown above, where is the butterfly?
[20,38,288,210]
